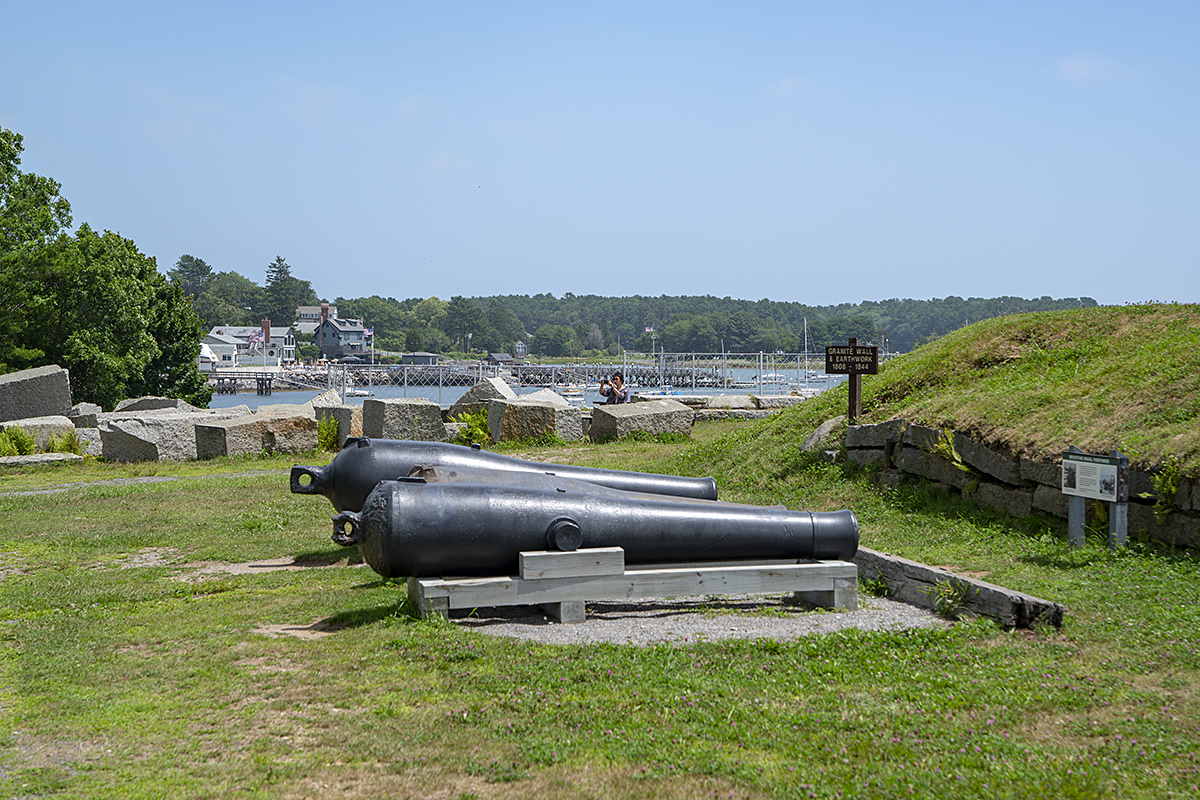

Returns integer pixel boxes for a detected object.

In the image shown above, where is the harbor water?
[206,369,845,413]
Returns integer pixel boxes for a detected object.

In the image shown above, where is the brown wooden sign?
[825,343,879,375]
[826,337,878,422]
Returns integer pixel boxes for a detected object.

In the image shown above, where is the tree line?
[175,252,1099,359]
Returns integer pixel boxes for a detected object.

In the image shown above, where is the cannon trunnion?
[291,438,720,512]
[332,466,858,579]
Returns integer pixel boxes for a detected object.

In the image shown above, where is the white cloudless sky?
[3,1,1196,306]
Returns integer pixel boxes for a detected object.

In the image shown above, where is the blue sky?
[3,1,1196,306]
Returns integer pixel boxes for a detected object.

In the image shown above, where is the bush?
[317,414,341,452]
[452,409,492,447]
[0,427,37,456]
[45,429,82,455]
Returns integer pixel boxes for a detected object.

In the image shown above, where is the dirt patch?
[173,556,361,580]
[8,733,110,772]
[252,621,338,640]
[114,547,181,569]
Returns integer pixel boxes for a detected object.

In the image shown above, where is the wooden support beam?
[407,550,858,624]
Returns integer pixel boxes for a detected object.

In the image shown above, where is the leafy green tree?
[411,327,450,353]
[1,125,211,407]
[197,271,264,327]
[0,127,72,259]
[261,256,318,327]
[533,324,576,357]
[445,296,485,352]
[6,225,211,409]
[126,268,214,405]
[168,254,214,298]
[409,297,448,330]
[662,315,718,352]
[337,296,406,342]
[1,126,74,371]
[485,298,525,352]
[294,334,322,362]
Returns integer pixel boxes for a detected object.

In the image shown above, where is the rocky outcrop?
[69,403,101,428]
[0,365,72,422]
[99,406,251,462]
[194,413,317,459]
[487,399,583,442]
[521,389,572,407]
[448,377,518,420]
[362,398,449,441]
[854,546,1064,628]
[590,399,693,441]
[114,396,202,413]
[644,393,804,422]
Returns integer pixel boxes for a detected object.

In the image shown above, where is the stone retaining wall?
[844,419,1199,549]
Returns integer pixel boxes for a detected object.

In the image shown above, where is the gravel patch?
[452,594,946,646]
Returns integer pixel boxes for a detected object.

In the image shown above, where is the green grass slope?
[805,303,1198,473]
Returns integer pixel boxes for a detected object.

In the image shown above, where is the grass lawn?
[2,410,1199,798]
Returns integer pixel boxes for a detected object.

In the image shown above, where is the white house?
[207,325,297,366]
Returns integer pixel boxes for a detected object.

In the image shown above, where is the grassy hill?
[797,303,1198,474]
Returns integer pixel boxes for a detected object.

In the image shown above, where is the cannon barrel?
[332,466,858,578]
[292,438,719,512]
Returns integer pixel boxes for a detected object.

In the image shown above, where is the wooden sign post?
[825,338,879,422]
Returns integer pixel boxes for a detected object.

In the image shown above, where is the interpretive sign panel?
[1061,450,1125,502]
[825,344,879,375]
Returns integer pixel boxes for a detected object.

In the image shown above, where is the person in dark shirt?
[599,371,629,404]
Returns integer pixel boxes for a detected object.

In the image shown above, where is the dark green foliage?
[193,270,265,327]
[261,255,318,327]
[0,125,212,409]
[451,408,492,446]
[0,426,36,455]
[0,127,72,258]
[317,414,341,452]
[167,254,213,298]
[4,226,213,409]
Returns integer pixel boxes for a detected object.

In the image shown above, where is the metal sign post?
[825,338,879,423]
[1061,446,1130,549]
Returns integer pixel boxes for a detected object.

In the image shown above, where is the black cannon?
[331,465,858,578]
[291,437,719,512]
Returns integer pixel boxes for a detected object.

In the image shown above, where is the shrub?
[0,427,36,456]
[46,429,83,455]
[317,414,341,452]
[452,409,492,447]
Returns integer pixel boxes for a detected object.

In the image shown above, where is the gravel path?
[453,594,946,646]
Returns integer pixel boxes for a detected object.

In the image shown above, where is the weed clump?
[0,427,37,456]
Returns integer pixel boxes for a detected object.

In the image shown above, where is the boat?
[553,383,586,399]
[732,373,796,392]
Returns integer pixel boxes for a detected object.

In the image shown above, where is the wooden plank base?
[407,549,858,624]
